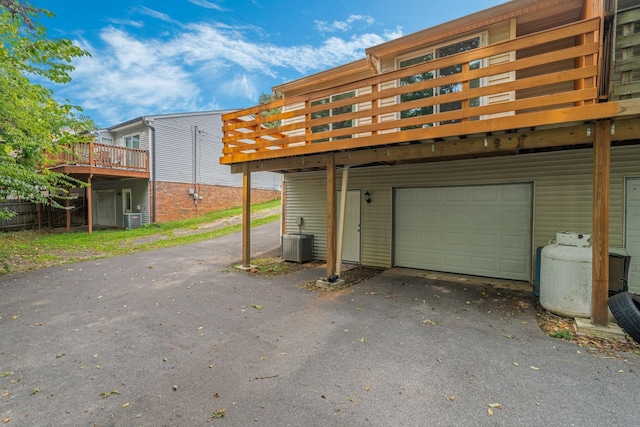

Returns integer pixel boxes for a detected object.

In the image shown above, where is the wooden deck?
[48,141,150,179]
[221,18,636,167]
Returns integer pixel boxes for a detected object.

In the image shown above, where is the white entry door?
[337,190,361,263]
[625,178,640,294]
[395,183,532,280]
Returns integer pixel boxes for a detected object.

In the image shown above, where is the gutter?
[142,117,157,224]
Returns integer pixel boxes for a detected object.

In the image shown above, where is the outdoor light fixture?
[365,191,371,203]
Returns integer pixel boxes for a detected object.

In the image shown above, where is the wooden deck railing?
[50,141,149,172]
[222,18,606,164]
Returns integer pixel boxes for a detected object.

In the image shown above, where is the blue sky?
[36,0,506,128]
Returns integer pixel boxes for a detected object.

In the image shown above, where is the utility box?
[123,213,142,229]
[282,234,313,262]
[609,248,630,295]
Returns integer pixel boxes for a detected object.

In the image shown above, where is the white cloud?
[106,18,144,28]
[219,74,257,100]
[315,15,375,33]
[188,0,228,11]
[138,7,174,23]
[61,13,400,125]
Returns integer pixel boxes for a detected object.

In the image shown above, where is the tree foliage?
[258,91,283,128]
[0,0,93,220]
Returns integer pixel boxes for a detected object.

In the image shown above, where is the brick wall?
[154,181,280,223]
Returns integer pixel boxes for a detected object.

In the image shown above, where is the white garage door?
[625,178,640,294]
[394,183,532,280]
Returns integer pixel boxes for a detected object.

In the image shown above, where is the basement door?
[625,178,640,294]
[394,183,532,280]
[337,190,361,263]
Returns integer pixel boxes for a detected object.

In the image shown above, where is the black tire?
[608,292,640,344]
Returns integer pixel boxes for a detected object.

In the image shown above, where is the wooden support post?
[37,203,42,230]
[87,175,93,234]
[66,193,71,231]
[326,154,337,277]
[242,163,251,267]
[592,119,610,326]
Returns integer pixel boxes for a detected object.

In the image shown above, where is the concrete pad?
[234,264,257,271]
[575,317,628,342]
[315,278,345,289]
[385,267,533,293]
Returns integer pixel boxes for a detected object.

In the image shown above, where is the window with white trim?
[124,134,140,149]
[311,90,356,142]
[397,33,485,128]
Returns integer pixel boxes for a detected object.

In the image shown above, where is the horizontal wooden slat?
[615,32,640,50]
[617,7,640,25]
[613,81,640,97]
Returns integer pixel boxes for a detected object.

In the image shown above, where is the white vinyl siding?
[284,145,640,280]
[151,112,280,190]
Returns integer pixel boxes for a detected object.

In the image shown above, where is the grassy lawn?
[0,199,280,275]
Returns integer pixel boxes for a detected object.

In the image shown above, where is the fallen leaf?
[56,353,65,359]
[3,417,10,423]
[30,387,40,395]
[530,366,540,370]
[488,408,494,416]
[513,362,519,366]
[122,402,129,408]
[251,304,263,310]
[359,337,367,343]
[365,386,370,392]
[0,372,13,378]
[212,409,225,418]
[100,389,119,398]
[488,403,502,409]
[448,394,455,401]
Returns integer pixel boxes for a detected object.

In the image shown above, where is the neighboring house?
[220,0,640,324]
[49,111,280,231]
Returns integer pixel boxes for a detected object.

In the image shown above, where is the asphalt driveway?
[1,221,638,426]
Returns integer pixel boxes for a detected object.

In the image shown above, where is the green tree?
[0,0,93,220]
[258,91,283,128]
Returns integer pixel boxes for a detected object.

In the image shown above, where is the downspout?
[142,117,157,224]
[335,166,350,276]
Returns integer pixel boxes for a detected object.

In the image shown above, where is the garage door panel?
[470,257,499,274]
[500,208,532,227]
[502,186,532,201]
[444,232,467,247]
[418,188,443,201]
[443,254,469,270]
[471,187,498,201]
[395,184,532,281]
[417,251,442,265]
[444,187,468,201]
[501,259,529,276]
[419,230,442,245]
[471,233,497,248]
[501,233,529,250]
[447,209,468,224]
